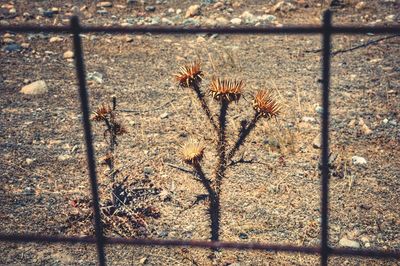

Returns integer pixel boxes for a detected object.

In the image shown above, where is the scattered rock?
[385,14,395,22]
[49,36,63,43]
[58,154,71,161]
[139,257,148,265]
[240,11,257,24]
[355,1,366,10]
[87,72,104,84]
[144,167,154,175]
[230,18,242,25]
[26,158,34,165]
[21,43,30,49]
[63,50,74,59]
[197,36,206,43]
[315,106,324,115]
[3,44,21,52]
[271,1,297,13]
[215,16,229,25]
[382,118,389,124]
[161,17,174,25]
[352,156,367,166]
[3,38,15,44]
[24,186,35,195]
[239,233,249,239]
[97,10,108,15]
[301,116,316,123]
[145,6,156,12]
[20,80,48,95]
[160,112,169,119]
[339,237,360,248]
[185,5,200,18]
[348,119,356,128]
[96,2,113,8]
[358,118,372,135]
[312,134,321,149]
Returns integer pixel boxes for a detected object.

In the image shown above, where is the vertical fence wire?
[321,10,332,266]
[71,16,107,266]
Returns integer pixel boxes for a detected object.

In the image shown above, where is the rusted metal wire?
[0,233,399,260]
[1,24,400,35]
[0,10,399,266]
[321,10,332,266]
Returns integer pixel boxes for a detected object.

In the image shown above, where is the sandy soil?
[1,0,399,265]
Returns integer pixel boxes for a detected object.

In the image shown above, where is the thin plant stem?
[215,99,228,195]
[227,112,260,162]
[192,83,218,132]
[193,163,220,244]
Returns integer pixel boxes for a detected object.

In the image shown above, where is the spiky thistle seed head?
[253,90,281,119]
[92,104,112,122]
[175,62,203,88]
[113,121,128,136]
[209,78,244,103]
[181,139,205,165]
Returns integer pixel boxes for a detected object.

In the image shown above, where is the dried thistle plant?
[174,62,282,250]
[92,99,127,181]
[175,62,218,131]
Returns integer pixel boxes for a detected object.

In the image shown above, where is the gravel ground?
[1,0,399,265]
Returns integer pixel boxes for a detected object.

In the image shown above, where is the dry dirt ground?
[1,0,399,265]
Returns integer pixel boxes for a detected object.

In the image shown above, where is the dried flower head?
[113,121,128,136]
[175,62,203,87]
[253,90,281,118]
[181,139,205,165]
[209,78,244,103]
[92,104,112,122]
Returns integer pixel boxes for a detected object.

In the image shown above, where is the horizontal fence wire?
[0,233,399,260]
[1,10,400,266]
[1,25,400,35]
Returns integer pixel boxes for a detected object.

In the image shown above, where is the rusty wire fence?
[0,9,399,266]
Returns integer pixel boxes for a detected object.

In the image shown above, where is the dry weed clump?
[174,62,282,250]
[63,98,161,238]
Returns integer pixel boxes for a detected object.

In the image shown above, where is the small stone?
[355,2,366,10]
[312,134,321,149]
[301,116,315,123]
[58,154,71,161]
[382,118,389,124]
[144,167,154,175]
[240,11,257,24]
[167,8,175,14]
[176,9,182,15]
[358,118,372,135]
[360,236,370,243]
[49,36,63,43]
[26,158,34,165]
[185,5,200,18]
[339,237,360,248]
[214,2,224,9]
[97,10,108,15]
[352,156,367,166]
[215,16,229,25]
[230,18,242,25]
[139,257,147,265]
[161,17,174,25]
[21,43,30,49]
[24,186,35,195]
[160,112,169,119]
[9,8,16,14]
[315,106,324,115]
[385,14,395,22]
[389,120,397,126]
[97,2,113,8]
[63,50,74,59]
[348,119,356,128]
[3,38,15,44]
[239,233,248,239]
[197,36,206,43]
[43,10,54,18]
[87,72,103,84]
[20,80,48,95]
[3,44,21,52]
[145,6,156,12]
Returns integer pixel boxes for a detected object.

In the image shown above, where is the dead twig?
[305,34,399,56]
